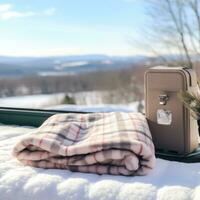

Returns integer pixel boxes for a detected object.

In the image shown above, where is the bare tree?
[141,0,200,68]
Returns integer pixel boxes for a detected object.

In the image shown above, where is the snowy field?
[0,92,107,109]
[0,92,143,113]
[0,93,66,108]
[1,123,200,200]
[0,91,143,110]
[47,101,142,113]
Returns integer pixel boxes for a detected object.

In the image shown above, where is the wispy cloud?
[0,3,56,20]
[0,3,12,12]
[1,11,36,20]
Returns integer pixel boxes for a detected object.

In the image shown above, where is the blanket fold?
[13,112,156,176]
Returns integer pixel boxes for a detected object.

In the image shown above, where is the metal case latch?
[159,94,169,105]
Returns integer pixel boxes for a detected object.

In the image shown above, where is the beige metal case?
[145,66,199,155]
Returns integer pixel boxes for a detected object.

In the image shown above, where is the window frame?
[0,107,88,127]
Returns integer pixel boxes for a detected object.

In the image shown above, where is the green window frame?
[0,107,88,127]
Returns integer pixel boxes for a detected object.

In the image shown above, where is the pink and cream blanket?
[12,112,156,176]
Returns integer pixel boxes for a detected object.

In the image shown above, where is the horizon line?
[0,53,187,58]
[0,53,151,58]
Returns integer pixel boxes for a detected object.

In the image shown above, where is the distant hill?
[0,54,148,64]
[0,54,149,76]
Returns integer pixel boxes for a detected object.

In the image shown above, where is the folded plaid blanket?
[13,112,156,176]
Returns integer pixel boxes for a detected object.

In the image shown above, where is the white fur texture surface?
[1,125,200,200]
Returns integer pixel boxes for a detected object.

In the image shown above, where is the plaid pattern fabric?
[12,112,156,176]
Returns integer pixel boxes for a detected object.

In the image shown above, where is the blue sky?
[0,0,149,56]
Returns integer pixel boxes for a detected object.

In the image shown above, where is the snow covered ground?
[0,93,66,108]
[1,124,200,200]
[0,91,142,109]
[47,101,142,113]
[0,100,199,200]
[0,92,143,113]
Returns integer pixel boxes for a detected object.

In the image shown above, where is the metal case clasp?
[159,94,169,105]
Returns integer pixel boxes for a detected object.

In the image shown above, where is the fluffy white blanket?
[1,125,200,200]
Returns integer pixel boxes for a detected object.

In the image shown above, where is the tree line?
[0,65,146,104]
